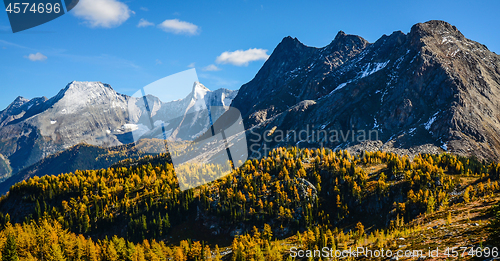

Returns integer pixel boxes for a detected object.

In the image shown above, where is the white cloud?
[187,62,196,68]
[216,48,269,66]
[140,7,148,11]
[202,64,221,71]
[157,19,199,35]
[25,52,47,62]
[73,0,132,28]
[155,59,162,65]
[137,18,154,28]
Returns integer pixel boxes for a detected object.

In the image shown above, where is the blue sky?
[0,0,499,109]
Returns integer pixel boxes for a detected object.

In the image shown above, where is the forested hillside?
[0,138,177,195]
[0,147,498,260]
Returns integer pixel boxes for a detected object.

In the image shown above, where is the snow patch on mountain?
[359,61,390,78]
[424,112,440,131]
[326,82,351,96]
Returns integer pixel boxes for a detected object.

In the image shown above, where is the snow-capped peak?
[192,82,210,97]
[188,82,211,111]
[49,81,127,114]
[63,81,114,94]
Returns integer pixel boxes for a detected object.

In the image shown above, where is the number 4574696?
[6,2,61,14]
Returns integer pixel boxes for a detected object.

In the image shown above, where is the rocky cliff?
[230,20,500,160]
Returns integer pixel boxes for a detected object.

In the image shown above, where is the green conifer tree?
[2,234,19,261]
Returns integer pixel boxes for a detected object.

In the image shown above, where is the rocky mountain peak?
[334,30,346,39]
[0,96,30,127]
[281,36,302,44]
[190,82,211,106]
[325,31,369,52]
[411,20,461,36]
[275,36,308,53]
[192,81,210,93]
[408,20,466,47]
[8,96,29,109]
[331,30,368,45]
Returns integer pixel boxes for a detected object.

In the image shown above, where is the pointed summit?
[410,20,464,39]
[281,36,301,44]
[334,30,347,40]
[9,96,29,108]
[191,82,211,105]
[327,30,369,50]
[13,96,28,102]
[192,81,210,93]
[0,96,28,115]
[275,36,308,52]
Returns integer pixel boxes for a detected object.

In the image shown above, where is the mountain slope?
[230,20,500,161]
[231,33,369,127]
[0,138,171,195]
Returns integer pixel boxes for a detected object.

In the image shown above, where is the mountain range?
[1,20,500,189]
[0,80,237,182]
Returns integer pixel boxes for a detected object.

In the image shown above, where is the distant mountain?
[230,20,500,161]
[128,82,237,143]
[0,81,237,181]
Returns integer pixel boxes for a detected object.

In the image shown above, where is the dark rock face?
[231,33,369,127]
[231,20,500,161]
